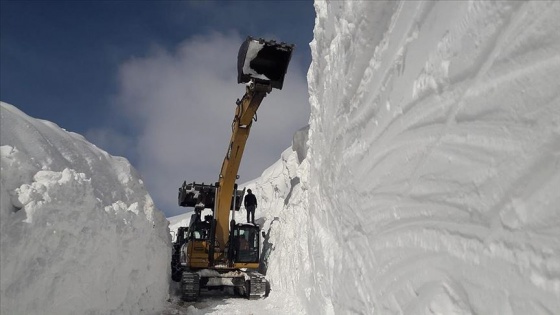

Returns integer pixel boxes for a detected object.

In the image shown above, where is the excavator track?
[181,272,200,302]
[248,272,269,299]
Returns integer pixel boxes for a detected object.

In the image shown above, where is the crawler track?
[181,272,200,301]
[248,272,269,299]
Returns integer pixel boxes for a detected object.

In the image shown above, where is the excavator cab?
[232,224,260,264]
[237,37,294,90]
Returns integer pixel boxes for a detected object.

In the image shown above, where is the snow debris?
[242,40,270,81]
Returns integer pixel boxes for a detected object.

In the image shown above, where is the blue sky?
[1,1,315,216]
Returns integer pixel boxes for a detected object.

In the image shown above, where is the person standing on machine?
[244,189,257,224]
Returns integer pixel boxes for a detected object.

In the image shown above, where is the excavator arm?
[174,37,294,302]
[213,82,271,257]
[212,36,294,264]
[178,37,294,265]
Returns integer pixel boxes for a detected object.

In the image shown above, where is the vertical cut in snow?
[0,102,171,315]
[302,1,560,314]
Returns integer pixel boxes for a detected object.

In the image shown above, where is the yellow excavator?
[171,37,294,301]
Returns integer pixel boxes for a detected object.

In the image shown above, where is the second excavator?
[170,37,294,301]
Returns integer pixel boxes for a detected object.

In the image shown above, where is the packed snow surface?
[172,1,560,314]
[0,102,171,315]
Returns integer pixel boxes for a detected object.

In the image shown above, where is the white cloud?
[115,32,309,216]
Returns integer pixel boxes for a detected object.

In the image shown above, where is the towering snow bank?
[238,144,311,314]
[302,1,560,314]
[0,102,170,315]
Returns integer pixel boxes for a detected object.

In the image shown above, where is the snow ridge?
[1,102,170,315]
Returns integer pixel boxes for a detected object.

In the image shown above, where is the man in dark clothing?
[244,189,257,224]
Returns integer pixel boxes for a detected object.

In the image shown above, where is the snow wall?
[246,1,560,314]
[0,102,171,315]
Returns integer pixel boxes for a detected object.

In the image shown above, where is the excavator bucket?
[178,181,245,211]
[178,182,215,208]
[237,37,294,90]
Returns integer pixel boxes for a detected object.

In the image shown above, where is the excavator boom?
[172,37,294,301]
